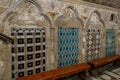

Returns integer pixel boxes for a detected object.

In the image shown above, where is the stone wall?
[0,40,11,80]
[0,0,120,80]
[83,0,120,9]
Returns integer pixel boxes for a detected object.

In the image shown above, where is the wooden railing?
[17,63,90,80]
[0,32,13,43]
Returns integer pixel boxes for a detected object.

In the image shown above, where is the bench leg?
[92,68,98,77]
[114,59,120,66]
[78,71,90,80]
[86,71,91,80]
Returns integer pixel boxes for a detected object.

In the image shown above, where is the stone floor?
[56,74,82,80]
[91,67,120,80]
[56,66,120,80]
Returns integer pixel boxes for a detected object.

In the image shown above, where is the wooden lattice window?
[11,28,46,80]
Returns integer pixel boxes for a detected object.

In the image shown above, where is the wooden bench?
[89,54,120,77]
[17,63,90,80]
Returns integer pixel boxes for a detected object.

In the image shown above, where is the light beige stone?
[0,0,119,80]
[0,7,6,14]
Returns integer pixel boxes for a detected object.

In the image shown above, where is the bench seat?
[17,63,90,80]
[89,54,120,77]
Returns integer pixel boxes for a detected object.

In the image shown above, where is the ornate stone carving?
[3,1,51,36]
[55,6,83,28]
[86,10,105,29]
[0,0,14,7]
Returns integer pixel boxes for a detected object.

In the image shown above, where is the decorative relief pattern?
[87,29,101,62]
[11,28,46,80]
[58,28,79,68]
[0,0,14,7]
[106,29,116,56]
[55,7,82,28]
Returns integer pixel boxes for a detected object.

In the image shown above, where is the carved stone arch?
[2,0,52,36]
[55,5,84,29]
[86,10,105,29]
[25,0,42,12]
[85,10,106,62]
[109,13,119,25]
[105,16,119,55]
[2,0,53,75]
[64,5,84,27]
[106,13,119,29]
[54,5,85,67]
[2,0,43,22]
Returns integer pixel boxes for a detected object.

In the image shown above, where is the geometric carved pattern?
[87,29,101,62]
[106,29,116,56]
[11,28,46,80]
[58,28,79,68]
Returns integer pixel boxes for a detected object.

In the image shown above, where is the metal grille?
[11,28,46,80]
[58,28,79,68]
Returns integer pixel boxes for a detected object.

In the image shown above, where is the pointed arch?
[85,10,106,62]
[55,5,85,67]
[109,13,119,26]
[86,10,105,29]
[64,5,84,27]
[2,0,52,27]
[106,13,119,29]
[55,5,84,29]
[3,1,53,79]
[105,13,119,56]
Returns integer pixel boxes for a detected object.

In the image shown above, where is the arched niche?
[1,0,52,79]
[86,10,105,29]
[3,0,51,36]
[85,10,105,62]
[54,6,84,68]
[105,13,119,56]
[55,6,84,28]
[109,13,119,24]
